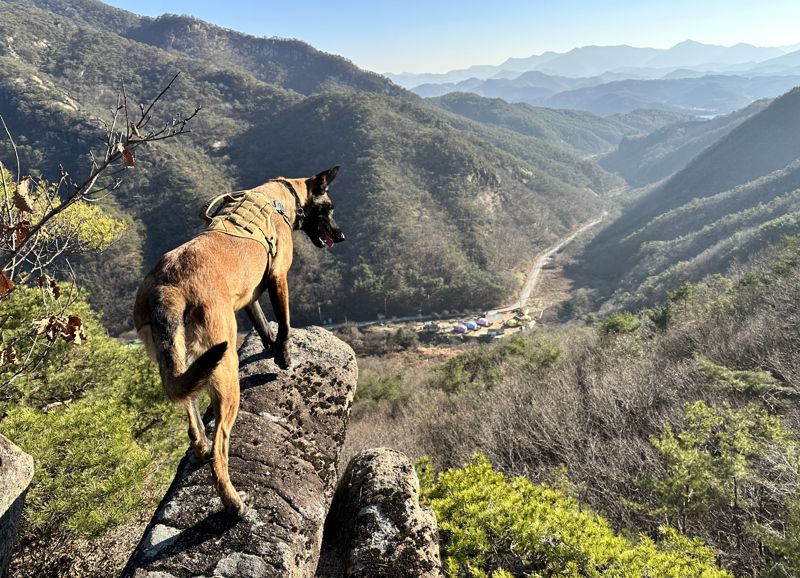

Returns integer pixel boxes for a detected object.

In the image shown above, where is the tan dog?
[133,166,344,516]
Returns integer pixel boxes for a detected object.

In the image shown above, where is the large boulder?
[122,327,441,578]
[0,433,34,578]
[122,327,358,578]
[316,448,440,578]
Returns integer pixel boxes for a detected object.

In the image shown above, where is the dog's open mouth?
[318,224,335,248]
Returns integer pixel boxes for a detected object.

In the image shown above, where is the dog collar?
[274,179,304,230]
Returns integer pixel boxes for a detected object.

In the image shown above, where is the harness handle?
[199,190,247,223]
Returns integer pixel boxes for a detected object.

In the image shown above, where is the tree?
[0,74,199,396]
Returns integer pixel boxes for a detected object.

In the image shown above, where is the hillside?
[0,0,619,331]
[346,238,800,576]
[600,99,770,186]
[430,92,651,156]
[574,86,800,308]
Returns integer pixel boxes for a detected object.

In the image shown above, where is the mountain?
[389,40,793,90]
[645,40,784,68]
[429,92,684,156]
[0,0,619,331]
[599,99,770,186]
[411,69,800,117]
[746,48,800,75]
[535,45,661,78]
[26,0,405,97]
[574,86,800,308]
[544,74,800,116]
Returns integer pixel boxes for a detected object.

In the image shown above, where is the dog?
[133,166,345,516]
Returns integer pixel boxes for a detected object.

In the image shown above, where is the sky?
[103,0,800,74]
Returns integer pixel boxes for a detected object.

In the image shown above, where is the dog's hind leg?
[207,311,245,516]
[185,396,211,461]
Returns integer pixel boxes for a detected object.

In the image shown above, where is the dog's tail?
[149,288,228,403]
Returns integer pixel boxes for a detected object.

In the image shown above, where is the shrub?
[597,311,640,335]
[418,455,730,577]
[0,289,182,575]
[354,370,409,404]
[432,335,560,393]
[646,401,798,537]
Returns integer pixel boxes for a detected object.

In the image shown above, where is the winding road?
[487,212,607,315]
[325,212,607,329]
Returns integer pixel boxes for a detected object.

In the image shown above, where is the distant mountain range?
[418,72,800,116]
[388,40,798,87]
[393,40,800,117]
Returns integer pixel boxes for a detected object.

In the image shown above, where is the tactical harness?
[200,180,305,258]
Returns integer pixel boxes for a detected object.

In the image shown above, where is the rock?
[0,433,34,578]
[122,327,358,578]
[316,448,440,578]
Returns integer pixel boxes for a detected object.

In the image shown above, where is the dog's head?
[301,165,345,249]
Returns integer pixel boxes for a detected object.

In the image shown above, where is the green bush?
[0,288,182,539]
[354,371,409,405]
[418,455,730,578]
[597,311,640,335]
[646,401,798,536]
[432,335,560,393]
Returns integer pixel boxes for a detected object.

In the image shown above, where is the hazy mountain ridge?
[388,40,795,88]
[428,92,687,156]
[0,0,618,331]
[416,71,800,116]
[599,99,770,186]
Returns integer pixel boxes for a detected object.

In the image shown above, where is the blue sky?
[103,0,800,73]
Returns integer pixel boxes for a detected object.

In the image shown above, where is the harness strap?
[273,179,305,230]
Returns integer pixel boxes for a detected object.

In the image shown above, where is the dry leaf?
[0,272,14,299]
[12,176,34,212]
[37,274,61,299]
[121,146,135,167]
[15,220,31,245]
[0,344,17,365]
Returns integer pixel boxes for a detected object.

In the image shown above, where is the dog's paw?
[274,340,292,370]
[223,497,248,519]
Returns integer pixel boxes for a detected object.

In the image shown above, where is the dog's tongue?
[320,229,335,248]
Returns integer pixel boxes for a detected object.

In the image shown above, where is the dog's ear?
[311,165,340,194]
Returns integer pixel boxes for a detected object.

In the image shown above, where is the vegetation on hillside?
[346,237,800,576]
[418,456,730,577]
[574,86,800,312]
[600,99,769,187]
[431,92,645,156]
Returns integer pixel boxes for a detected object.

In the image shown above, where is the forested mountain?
[599,99,770,186]
[574,86,800,309]
[429,92,685,156]
[414,70,800,117]
[0,0,619,331]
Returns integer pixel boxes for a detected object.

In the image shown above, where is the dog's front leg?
[245,299,274,350]
[267,273,292,370]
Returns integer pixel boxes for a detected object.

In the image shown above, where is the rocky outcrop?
[0,434,34,578]
[316,448,440,578]
[122,327,440,578]
[122,328,358,578]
